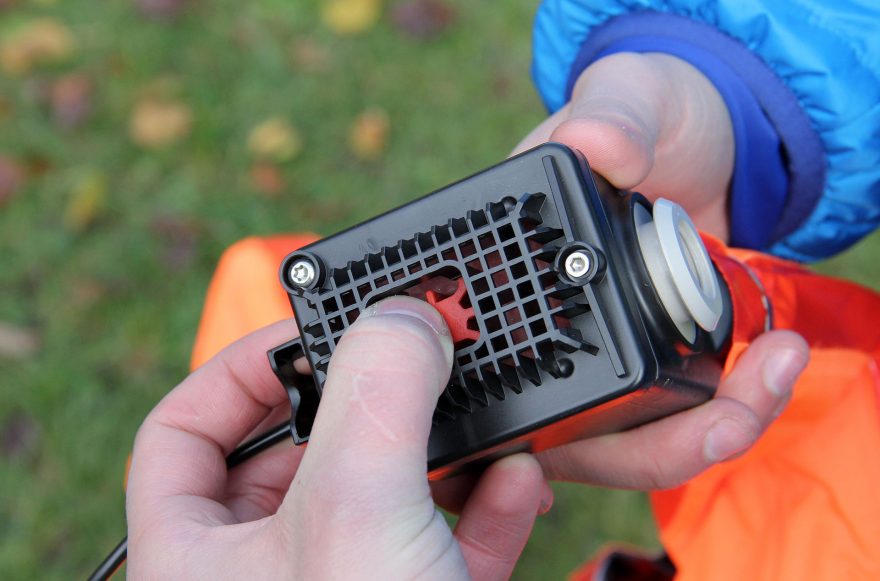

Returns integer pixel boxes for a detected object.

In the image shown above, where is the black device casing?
[269,143,730,477]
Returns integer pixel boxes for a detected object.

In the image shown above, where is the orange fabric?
[189,234,317,370]
[649,243,880,580]
[195,235,880,579]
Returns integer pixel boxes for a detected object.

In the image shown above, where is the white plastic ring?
[652,199,722,332]
[635,199,723,342]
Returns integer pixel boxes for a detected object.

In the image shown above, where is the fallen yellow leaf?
[321,0,382,36]
[64,170,107,232]
[247,118,302,163]
[0,18,76,76]
[129,99,192,148]
[348,108,389,161]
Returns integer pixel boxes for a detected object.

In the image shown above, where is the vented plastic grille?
[298,193,600,423]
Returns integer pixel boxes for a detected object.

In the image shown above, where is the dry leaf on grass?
[321,0,382,36]
[63,170,107,232]
[247,118,302,163]
[301,198,349,223]
[290,39,333,73]
[135,0,188,20]
[129,98,192,148]
[70,278,109,309]
[0,410,41,461]
[391,0,455,40]
[0,156,24,207]
[150,215,201,271]
[492,72,512,98]
[249,162,286,197]
[348,108,389,161]
[50,73,92,129]
[0,18,76,76]
[24,154,52,177]
[0,323,40,360]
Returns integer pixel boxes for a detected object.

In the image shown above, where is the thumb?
[308,293,453,469]
[556,52,735,196]
[511,59,658,189]
[279,296,455,550]
[517,53,734,237]
[550,66,659,192]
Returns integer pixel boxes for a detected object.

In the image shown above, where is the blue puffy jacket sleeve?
[532,0,880,262]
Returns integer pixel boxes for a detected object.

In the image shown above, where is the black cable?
[87,421,292,581]
[86,537,127,581]
[225,421,292,468]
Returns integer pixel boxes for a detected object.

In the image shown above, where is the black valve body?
[269,143,730,476]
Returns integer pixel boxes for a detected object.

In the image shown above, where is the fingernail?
[762,348,808,397]
[703,418,755,464]
[362,296,454,362]
[539,481,554,515]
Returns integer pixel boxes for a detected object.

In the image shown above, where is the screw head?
[289,259,316,287]
[564,251,592,279]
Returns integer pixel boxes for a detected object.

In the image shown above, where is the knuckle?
[715,397,764,434]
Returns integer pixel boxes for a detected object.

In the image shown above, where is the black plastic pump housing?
[268,143,731,477]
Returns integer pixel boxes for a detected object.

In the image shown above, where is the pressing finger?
[454,454,549,581]
[282,296,454,533]
[537,330,809,489]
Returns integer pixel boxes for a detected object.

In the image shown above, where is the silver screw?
[564,251,591,279]
[289,259,316,287]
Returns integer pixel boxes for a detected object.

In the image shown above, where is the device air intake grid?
[269,143,731,477]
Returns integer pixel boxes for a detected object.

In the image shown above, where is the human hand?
[514,52,735,241]
[536,330,809,488]
[126,296,549,579]
[512,53,810,489]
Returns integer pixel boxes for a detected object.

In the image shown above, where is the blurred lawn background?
[0,1,877,579]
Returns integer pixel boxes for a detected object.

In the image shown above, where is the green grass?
[1,2,878,579]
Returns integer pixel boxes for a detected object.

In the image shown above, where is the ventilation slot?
[298,193,600,424]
